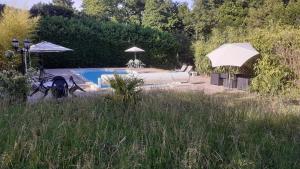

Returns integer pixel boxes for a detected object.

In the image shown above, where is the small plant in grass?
[108,74,144,106]
[0,69,28,102]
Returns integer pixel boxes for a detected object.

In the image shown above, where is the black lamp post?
[11,38,31,75]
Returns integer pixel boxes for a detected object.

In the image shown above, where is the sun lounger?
[175,64,187,72]
[100,72,190,87]
[185,66,193,73]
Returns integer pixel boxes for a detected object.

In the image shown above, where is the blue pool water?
[76,69,128,87]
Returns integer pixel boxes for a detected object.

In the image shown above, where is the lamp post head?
[12,38,19,50]
[24,39,31,50]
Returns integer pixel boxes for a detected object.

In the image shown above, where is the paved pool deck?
[28,68,244,102]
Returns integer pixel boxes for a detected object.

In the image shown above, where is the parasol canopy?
[207,43,259,68]
[125,46,145,60]
[29,41,73,53]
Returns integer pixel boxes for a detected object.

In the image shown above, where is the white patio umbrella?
[29,41,73,53]
[207,43,259,68]
[207,43,259,88]
[125,46,145,60]
[28,41,73,70]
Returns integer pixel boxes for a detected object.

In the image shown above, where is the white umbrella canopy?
[125,46,145,60]
[125,46,145,52]
[29,41,73,53]
[207,43,259,68]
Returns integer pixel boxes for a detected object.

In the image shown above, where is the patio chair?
[185,66,193,73]
[51,76,69,98]
[126,59,134,68]
[69,76,86,96]
[29,79,51,97]
[175,64,187,72]
[134,59,146,68]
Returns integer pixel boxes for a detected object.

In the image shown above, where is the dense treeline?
[37,16,178,68]
[30,0,194,67]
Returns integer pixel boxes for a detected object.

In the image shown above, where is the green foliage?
[250,55,296,95]
[0,50,21,71]
[0,70,28,102]
[82,0,122,20]
[52,0,74,9]
[284,1,300,26]
[108,74,144,105]
[192,0,218,39]
[123,0,145,25]
[247,25,300,95]
[0,92,299,168]
[216,1,248,29]
[30,3,74,17]
[246,0,286,28]
[37,16,179,68]
[142,0,168,31]
[0,7,38,69]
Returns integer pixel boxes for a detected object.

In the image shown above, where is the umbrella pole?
[134,52,137,60]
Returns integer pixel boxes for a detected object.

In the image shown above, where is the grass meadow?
[0,92,299,169]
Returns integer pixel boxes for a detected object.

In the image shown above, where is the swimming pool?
[75,69,128,87]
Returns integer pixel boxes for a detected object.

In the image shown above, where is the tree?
[216,1,248,29]
[0,4,5,14]
[82,0,108,17]
[142,0,166,30]
[123,0,145,25]
[178,3,194,36]
[30,3,74,17]
[142,0,181,31]
[283,0,300,26]
[52,0,74,9]
[192,0,217,40]
[0,7,38,70]
[82,0,123,19]
[246,0,285,28]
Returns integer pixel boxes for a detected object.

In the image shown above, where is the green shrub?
[250,55,296,95]
[248,25,300,95]
[108,74,144,105]
[0,70,29,102]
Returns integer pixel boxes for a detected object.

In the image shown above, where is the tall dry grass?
[0,92,299,169]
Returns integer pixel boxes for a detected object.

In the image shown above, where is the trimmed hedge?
[36,16,179,68]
